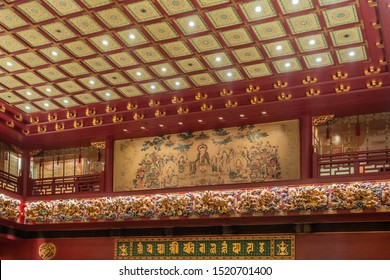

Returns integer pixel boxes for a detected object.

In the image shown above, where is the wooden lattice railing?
[0,170,20,194]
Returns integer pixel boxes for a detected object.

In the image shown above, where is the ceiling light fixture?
[44,103,49,107]
[63,99,69,104]
[123,129,128,132]
[315,57,322,62]
[218,117,224,120]
[276,45,282,50]
[175,81,181,86]
[292,0,299,4]
[25,106,31,110]
[26,91,32,96]
[46,88,52,92]
[198,119,203,123]
[227,72,233,77]
[136,71,142,76]
[178,122,183,125]
[285,62,291,67]
[261,111,267,115]
[188,21,195,27]
[240,114,245,118]
[159,124,164,127]
[215,57,222,62]
[308,39,316,45]
[105,92,111,97]
[6,61,13,66]
[129,34,135,39]
[254,6,262,12]
[141,126,146,130]
[102,40,109,45]
[348,51,356,57]
[89,80,95,85]
[51,51,58,56]
[151,85,156,89]
[161,67,167,72]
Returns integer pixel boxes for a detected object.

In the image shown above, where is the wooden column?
[21,149,30,197]
[300,115,313,180]
[104,137,114,193]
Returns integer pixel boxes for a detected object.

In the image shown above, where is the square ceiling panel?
[41,22,77,41]
[233,46,263,64]
[35,85,63,97]
[197,0,230,7]
[216,68,244,82]
[16,1,55,23]
[126,1,163,22]
[252,20,286,41]
[56,81,84,93]
[0,35,27,52]
[82,0,113,8]
[273,57,303,73]
[189,35,222,53]
[39,47,71,62]
[239,0,276,21]
[287,13,321,34]
[0,57,26,72]
[161,41,193,58]
[323,4,358,28]
[78,77,106,89]
[263,40,295,58]
[53,97,80,108]
[158,0,195,15]
[295,34,328,52]
[277,0,313,14]
[203,52,233,68]
[319,0,349,5]
[0,91,23,103]
[144,22,179,41]
[89,34,122,52]
[74,93,100,105]
[330,27,363,47]
[189,73,217,87]
[36,67,67,81]
[303,52,334,68]
[15,53,49,68]
[15,103,41,114]
[95,90,122,101]
[45,0,83,16]
[164,77,191,90]
[206,7,242,28]
[133,47,164,63]
[0,9,28,29]
[34,100,60,111]
[125,68,153,82]
[96,7,131,28]
[140,82,166,94]
[59,62,89,77]
[68,15,103,35]
[16,28,51,47]
[15,72,46,85]
[243,63,273,78]
[336,46,367,63]
[150,63,178,77]
[175,15,209,35]
[220,28,253,47]
[117,28,150,47]
[176,58,205,73]
[15,89,42,101]
[0,77,24,89]
[108,52,139,68]
[83,57,114,73]
[117,86,144,98]
[101,72,129,85]
[64,41,96,58]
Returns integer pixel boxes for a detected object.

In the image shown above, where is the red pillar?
[104,137,114,193]
[21,149,30,197]
[300,115,313,180]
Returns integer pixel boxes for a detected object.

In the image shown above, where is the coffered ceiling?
[0,0,389,147]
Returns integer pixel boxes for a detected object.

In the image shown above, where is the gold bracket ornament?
[335,84,350,93]
[312,114,335,126]
[86,108,96,116]
[0,105,5,113]
[127,102,138,110]
[37,125,47,133]
[6,121,14,128]
[22,129,30,135]
[306,88,320,97]
[376,42,385,48]
[274,80,288,88]
[91,141,105,150]
[250,97,264,104]
[133,113,144,120]
[277,92,292,100]
[364,66,380,75]
[155,110,166,117]
[332,71,348,80]
[225,100,238,108]
[92,117,103,126]
[112,115,123,123]
[367,0,377,7]
[149,100,160,107]
[302,76,317,84]
[74,120,83,128]
[55,123,65,131]
[14,115,23,122]
[379,59,387,66]
[195,92,208,100]
[246,85,259,93]
[48,113,57,122]
[366,79,382,88]
[220,89,233,96]
[372,22,381,29]
[171,96,183,104]
[30,116,39,123]
[200,103,213,111]
[106,105,116,113]
[66,110,76,119]
[177,107,189,114]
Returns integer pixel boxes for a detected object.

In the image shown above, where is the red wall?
[1,232,390,260]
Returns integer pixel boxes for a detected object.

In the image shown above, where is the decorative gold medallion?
[39,243,56,260]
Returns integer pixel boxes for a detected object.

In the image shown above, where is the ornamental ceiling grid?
[0,0,381,116]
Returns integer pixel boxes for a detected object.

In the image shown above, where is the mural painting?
[114,120,300,191]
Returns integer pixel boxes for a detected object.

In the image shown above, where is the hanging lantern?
[39,158,43,168]
[56,155,60,165]
[97,149,102,162]
[4,150,8,161]
[78,152,82,163]
[355,116,361,136]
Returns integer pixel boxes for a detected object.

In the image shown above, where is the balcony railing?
[314,149,390,177]
[0,170,20,194]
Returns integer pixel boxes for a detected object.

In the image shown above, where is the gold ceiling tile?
[239,0,276,21]
[89,34,122,52]
[41,22,77,41]
[125,67,153,81]
[15,103,41,113]
[16,28,51,47]
[252,20,286,40]
[330,27,363,47]
[161,41,193,58]
[158,0,195,15]
[189,34,222,53]
[189,73,217,87]
[34,100,60,111]
[59,62,89,77]
[336,46,367,63]
[0,35,27,52]
[96,7,131,28]
[45,0,83,15]
[220,28,253,47]
[206,7,242,28]
[232,46,263,63]
[35,85,62,97]
[74,93,100,104]
[140,82,166,94]
[56,81,84,93]
[36,67,67,81]
[203,52,233,68]
[277,0,313,14]
[15,89,42,100]
[197,0,230,7]
[273,57,302,73]
[287,13,321,34]
[323,5,358,28]
[63,40,96,57]
[243,63,272,78]
[95,89,121,101]
[126,1,163,22]
[175,58,205,73]
[78,77,106,89]
[82,0,113,8]
[216,68,244,82]
[319,0,349,5]
[263,40,295,58]
[0,8,28,29]
[0,57,26,72]
[83,57,114,72]
[53,97,79,108]
[0,91,23,103]
[144,22,179,41]
[118,85,144,97]
[16,1,55,23]
[133,46,164,63]
[68,15,103,35]
[108,52,138,68]
[164,77,191,90]
[303,52,334,69]
[175,14,209,35]
[39,47,71,62]
[150,63,178,77]
[101,72,129,85]
[295,34,328,52]
[117,28,150,47]
[15,72,45,85]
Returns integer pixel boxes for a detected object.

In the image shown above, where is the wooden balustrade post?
[300,115,313,180]
[21,148,30,197]
[104,137,114,193]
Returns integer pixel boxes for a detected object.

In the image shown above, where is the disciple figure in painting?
[191,144,211,175]
[164,165,178,187]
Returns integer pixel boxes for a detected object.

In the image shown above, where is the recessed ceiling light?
[240,114,245,118]
[218,116,224,120]
[215,57,222,62]
[198,119,203,123]
[136,71,142,76]
[275,45,282,50]
[161,67,167,72]
[188,21,195,27]
[159,124,164,127]
[150,85,156,89]
[315,57,322,62]
[102,40,109,45]
[25,105,31,110]
[26,91,32,96]
[308,39,316,45]
[261,111,267,115]
[63,99,69,104]
[44,103,49,107]
[227,72,233,77]
[6,61,13,66]
[140,126,146,130]
[123,129,128,132]
[348,51,356,57]
[292,0,299,4]
[89,80,95,85]
[178,122,183,125]
[46,88,52,92]
[254,6,262,12]
[129,34,135,39]
[105,92,111,97]
[51,51,58,56]
[175,81,181,86]
[284,62,291,67]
